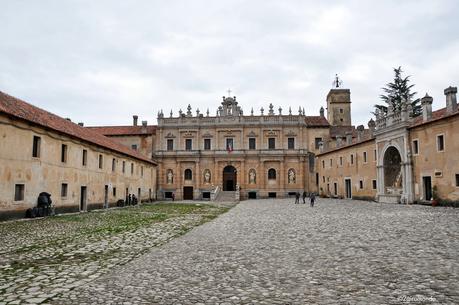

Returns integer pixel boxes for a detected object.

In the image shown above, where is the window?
[61,144,68,163]
[372,180,377,190]
[122,161,126,173]
[112,158,116,172]
[287,138,295,149]
[98,154,103,169]
[131,163,134,175]
[374,149,377,161]
[339,108,344,114]
[359,180,363,189]
[32,136,41,158]
[329,159,332,167]
[268,168,276,180]
[167,139,174,151]
[131,144,138,150]
[322,160,325,169]
[413,140,419,155]
[363,151,367,163]
[322,176,325,183]
[82,149,87,166]
[315,137,322,149]
[185,139,192,151]
[184,169,192,180]
[339,156,343,166]
[334,183,338,195]
[113,187,117,197]
[249,138,256,150]
[14,184,25,201]
[61,183,68,197]
[268,138,275,149]
[350,154,354,165]
[141,166,144,177]
[456,174,459,187]
[204,139,211,150]
[437,135,444,152]
[226,138,234,151]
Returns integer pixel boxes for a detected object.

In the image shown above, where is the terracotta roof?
[304,116,330,127]
[410,107,459,128]
[86,125,156,136]
[329,125,354,137]
[0,91,156,165]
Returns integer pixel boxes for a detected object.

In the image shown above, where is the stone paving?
[49,198,458,305]
[0,203,229,305]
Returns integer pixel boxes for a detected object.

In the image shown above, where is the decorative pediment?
[202,132,213,138]
[181,130,196,138]
[285,130,297,137]
[246,131,258,137]
[165,132,176,138]
[267,130,278,136]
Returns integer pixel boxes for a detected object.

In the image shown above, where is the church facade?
[153,94,338,200]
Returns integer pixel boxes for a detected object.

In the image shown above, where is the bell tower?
[326,74,352,126]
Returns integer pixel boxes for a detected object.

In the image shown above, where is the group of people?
[294,191,316,207]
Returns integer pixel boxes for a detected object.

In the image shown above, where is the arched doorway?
[383,146,402,194]
[223,165,237,191]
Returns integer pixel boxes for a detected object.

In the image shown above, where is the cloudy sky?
[1,0,458,127]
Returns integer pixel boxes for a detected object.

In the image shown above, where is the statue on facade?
[288,169,296,184]
[204,169,211,184]
[249,169,256,184]
[167,169,173,184]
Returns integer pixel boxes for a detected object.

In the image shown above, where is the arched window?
[268,168,276,180]
[184,169,192,180]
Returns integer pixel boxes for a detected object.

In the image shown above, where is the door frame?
[80,186,87,211]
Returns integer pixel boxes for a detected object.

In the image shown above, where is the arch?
[184,168,192,180]
[223,165,237,191]
[268,168,277,180]
[383,146,402,192]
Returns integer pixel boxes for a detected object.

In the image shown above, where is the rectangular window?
[226,138,234,150]
[315,137,322,149]
[322,160,325,169]
[372,179,377,190]
[437,135,444,152]
[167,139,174,151]
[98,154,103,169]
[350,154,354,165]
[359,180,363,189]
[122,161,126,173]
[131,163,134,175]
[185,139,192,151]
[141,166,144,177]
[363,151,367,163]
[32,136,41,158]
[14,184,25,201]
[322,176,325,183]
[61,183,68,197]
[339,156,343,166]
[112,158,116,172]
[204,138,211,150]
[413,140,419,155]
[113,187,117,197]
[131,144,138,150]
[249,138,256,150]
[287,138,295,149]
[334,183,338,195]
[268,138,275,149]
[61,144,67,163]
[329,159,332,167]
[456,174,459,187]
[82,149,87,166]
[374,149,377,161]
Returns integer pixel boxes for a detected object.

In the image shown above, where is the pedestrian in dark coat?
[294,192,300,204]
[310,192,316,207]
[172,192,175,202]
[302,191,307,204]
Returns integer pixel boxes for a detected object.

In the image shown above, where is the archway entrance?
[223,166,237,191]
[383,146,402,194]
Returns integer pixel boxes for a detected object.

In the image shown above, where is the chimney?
[421,93,433,122]
[356,125,364,141]
[78,122,84,127]
[444,86,457,113]
[141,120,148,133]
[133,115,138,126]
[345,131,352,145]
[336,136,342,147]
[319,106,324,117]
[368,119,376,137]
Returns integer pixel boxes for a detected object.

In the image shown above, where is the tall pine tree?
[375,66,421,117]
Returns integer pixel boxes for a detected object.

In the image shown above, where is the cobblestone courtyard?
[47,199,458,305]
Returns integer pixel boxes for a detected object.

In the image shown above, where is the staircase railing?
[211,185,221,201]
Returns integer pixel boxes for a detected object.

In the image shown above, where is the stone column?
[376,165,384,201]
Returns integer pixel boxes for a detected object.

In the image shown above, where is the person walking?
[302,191,307,204]
[294,192,300,204]
[171,192,175,202]
[310,192,316,207]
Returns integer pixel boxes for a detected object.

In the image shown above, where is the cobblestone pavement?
[50,199,459,305]
[0,203,229,305]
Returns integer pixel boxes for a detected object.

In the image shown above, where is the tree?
[374,66,421,117]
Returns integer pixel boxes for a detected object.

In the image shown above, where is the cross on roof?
[227,89,232,96]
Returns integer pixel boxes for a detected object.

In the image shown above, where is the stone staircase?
[215,191,238,202]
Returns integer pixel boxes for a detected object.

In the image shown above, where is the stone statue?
[204,170,211,184]
[288,169,296,184]
[249,169,256,184]
[167,170,173,184]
